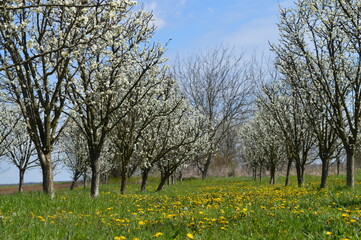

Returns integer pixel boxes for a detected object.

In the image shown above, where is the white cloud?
[222,0,295,52]
[278,0,295,9]
[177,0,187,7]
[223,16,278,52]
[154,16,166,29]
[144,1,166,29]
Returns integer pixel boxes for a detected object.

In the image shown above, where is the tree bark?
[40,152,55,199]
[336,157,340,176]
[259,162,263,181]
[140,168,150,192]
[171,174,175,185]
[285,158,292,187]
[252,166,257,181]
[156,174,169,192]
[90,152,101,198]
[320,158,329,188]
[120,167,127,195]
[295,161,304,187]
[70,171,81,190]
[83,172,87,188]
[269,164,276,184]
[70,180,76,190]
[178,171,183,182]
[345,146,355,188]
[201,153,212,179]
[18,169,25,193]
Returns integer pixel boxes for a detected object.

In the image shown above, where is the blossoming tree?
[0,0,138,197]
[272,0,361,187]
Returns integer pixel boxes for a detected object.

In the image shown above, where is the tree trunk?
[301,164,305,186]
[70,171,81,190]
[259,162,263,182]
[18,169,25,193]
[70,180,76,190]
[336,157,340,176]
[120,168,127,195]
[202,153,212,179]
[40,152,55,199]
[111,164,122,179]
[345,146,354,188]
[295,161,303,187]
[140,168,150,192]
[171,174,175,185]
[320,158,329,188]
[156,174,169,192]
[103,173,109,185]
[90,152,101,198]
[285,158,292,187]
[269,164,276,185]
[252,166,257,181]
[178,171,183,182]
[83,172,87,188]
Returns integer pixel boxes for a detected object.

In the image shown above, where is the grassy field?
[1,175,361,240]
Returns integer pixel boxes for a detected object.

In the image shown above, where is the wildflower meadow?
[1,175,361,240]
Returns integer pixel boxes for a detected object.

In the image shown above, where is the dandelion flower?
[114,236,126,240]
[326,231,332,236]
[153,232,163,238]
[186,233,195,239]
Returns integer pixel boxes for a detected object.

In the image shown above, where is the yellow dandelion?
[186,233,195,239]
[138,220,145,225]
[326,231,332,236]
[114,237,126,240]
[153,232,163,238]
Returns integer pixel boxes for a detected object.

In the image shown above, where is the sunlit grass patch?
[1,175,361,239]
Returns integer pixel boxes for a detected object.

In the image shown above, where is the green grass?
[1,174,361,240]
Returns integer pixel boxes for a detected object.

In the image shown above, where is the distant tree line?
[240,0,361,188]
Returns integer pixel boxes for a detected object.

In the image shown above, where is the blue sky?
[142,0,293,59]
[0,0,293,185]
[0,161,71,185]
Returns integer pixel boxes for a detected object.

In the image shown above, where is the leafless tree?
[59,121,89,190]
[174,45,255,178]
[3,121,37,192]
[0,103,20,158]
